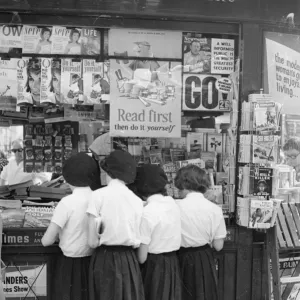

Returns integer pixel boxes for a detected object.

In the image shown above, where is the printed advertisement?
[110,59,181,137]
[81,28,101,55]
[41,58,62,105]
[0,58,18,111]
[23,26,52,54]
[0,25,23,54]
[61,59,83,104]
[182,74,230,111]
[83,59,110,104]
[109,29,182,59]
[265,38,300,114]
[3,264,46,298]
[17,58,41,106]
[52,26,81,55]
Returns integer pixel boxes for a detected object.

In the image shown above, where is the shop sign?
[3,263,47,298]
[2,229,45,246]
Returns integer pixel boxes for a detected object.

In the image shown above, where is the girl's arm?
[212,238,224,252]
[41,222,61,247]
[137,244,148,264]
[87,214,100,249]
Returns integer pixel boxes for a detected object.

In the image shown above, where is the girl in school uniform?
[87,150,145,300]
[174,164,227,300]
[42,153,100,300]
[135,164,182,300]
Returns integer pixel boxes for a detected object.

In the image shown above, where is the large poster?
[266,38,300,114]
[110,59,181,137]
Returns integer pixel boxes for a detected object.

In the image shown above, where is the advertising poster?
[52,26,81,55]
[81,28,101,55]
[0,58,18,111]
[17,58,41,106]
[109,28,182,59]
[61,59,83,105]
[182,74,230,111]
[110,59,182,138]
[23,26,52,54]
[83,59,110,104]
[0,25,23,55]
[3,264,46,298]
[265,38,300,114]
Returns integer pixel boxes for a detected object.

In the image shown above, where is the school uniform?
[87,178,145,300]
[51,187,94,300]
[177,192,227,300]
[140,194,182,300]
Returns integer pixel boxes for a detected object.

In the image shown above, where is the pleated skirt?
[89,245,145,300]
[178,244,218,300]
[52,253,90,300]
[142,251,181,300]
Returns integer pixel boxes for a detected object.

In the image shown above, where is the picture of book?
[248,199,273,229]
[0,58,17,111]
[0,25,23,55]
[23,26,52,54]
[253,166,273,198]
[61,59,83,105]
[83,59,110,104]
[81,28,101,55]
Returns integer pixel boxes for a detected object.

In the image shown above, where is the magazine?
[186,132,205,153]
[207,133,224,153]
[23,206,55,228]
[61,59,83,105]
[41,58,57,105]
[253,135,278,165]
[23,26,52,54]
[253,166,274,198]
[0,25,23,55]
[248,199,273,229]
[254,101,277,132]
[0,58,18,111]
[81,28,101,55]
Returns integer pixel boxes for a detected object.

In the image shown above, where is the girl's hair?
[175,164,210,194]
[25,59,41,93]
[49,61,61,93]
[283,137,300,152]
[72,74,80,80]
[69,29,81,43]
[40,27,52,40]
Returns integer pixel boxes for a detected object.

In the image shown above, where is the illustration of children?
[64,29,81,55]
[36,27,52,54]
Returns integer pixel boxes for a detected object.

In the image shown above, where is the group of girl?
[42,149,227,300]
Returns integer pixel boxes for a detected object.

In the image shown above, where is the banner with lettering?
[265,38,300,114]
[110,59,181,137]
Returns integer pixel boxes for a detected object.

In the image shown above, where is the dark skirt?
[89,245,145,300]
[178,244,218,300]
[52,252,90,300]
[142,251,181,300]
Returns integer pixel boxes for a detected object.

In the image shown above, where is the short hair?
[190,40,201,47]
[12,139,23,148]
[69,29,81,42]
[174,164,210,194]
[40,27,52,39]
[283,138,300,152]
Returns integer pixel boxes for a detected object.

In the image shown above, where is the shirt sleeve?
[213,212,227,240]
[86,191,100,217]
[51,202,70,229]
[139,211,155,245]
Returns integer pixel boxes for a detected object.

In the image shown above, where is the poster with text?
[0,25,23,55]
[81,28,101,55]
[109,29,182,59]
[266,38,300,114]
[52,26,81,55]
[110,59,181,137]
[23,26,52,54]
[182,73,230,111]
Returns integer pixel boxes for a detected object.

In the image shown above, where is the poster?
[83,59,110,104]
[23,26,52,54]
[265,38,300,114]
[110,59,181,137]
[3,264,46,298]
[0,25,23,54]
[17,57,41,106]
[182,74,230,111]
[52,26,81,55]
[0,58,18,111]
[109,28,182,59]
[81,28,101,55]
[61,59,83,104]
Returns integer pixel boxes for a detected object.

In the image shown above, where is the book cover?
[81,28,101,55]
[252,166,273,198]
[23,26,52,54]
[248,199,273,229]
[254,101,277,132]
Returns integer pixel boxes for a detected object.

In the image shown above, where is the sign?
[265,38,300,114]
[216,77,232,94]
[182,74,230,111]
[2,229,46,246]
[110,59,182,137]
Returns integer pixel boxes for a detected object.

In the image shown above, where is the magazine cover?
[253,166,273,197]
[23,206,55,227]
[248,199,273,229]
[81,28,101,55]
[207,133,223,153]
[23,26,52,54]
[253,135,278,165]
[83,59,110,104]
[0,25,23,55]
[254,101,277,132]
[61,59,83,105]
[17,57,42,106]
[186,132,205,152]
[0,58,18,111]
[109,28,182,59]
[52,26,81,55]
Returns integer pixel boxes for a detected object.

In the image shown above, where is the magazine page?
[81,28,101,55]
[0,25,23,55]
[52,26,82,55]
[61,59,83,104]
[23,26,52,54]
[83,59,110,104]
[0,58,18,111]
[248,199,273,229]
